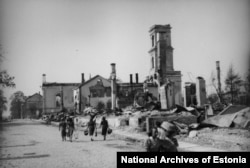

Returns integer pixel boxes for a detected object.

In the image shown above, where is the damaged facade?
[42,24,184,114]
[42,74,80,114]
[146,24,182,109]
[74,74,112,113]
[183,77,207,107]
[73,64,158,113]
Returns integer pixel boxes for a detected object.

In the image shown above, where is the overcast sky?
[1,0,250,101]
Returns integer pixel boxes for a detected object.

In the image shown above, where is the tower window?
[151,35,155,47]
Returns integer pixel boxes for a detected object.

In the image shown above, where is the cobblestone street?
[0,120,144,168]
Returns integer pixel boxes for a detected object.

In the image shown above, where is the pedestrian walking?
[87,114,97,141]
[100,116,109,140]
[66,116,75,142]
[59,117,67,141]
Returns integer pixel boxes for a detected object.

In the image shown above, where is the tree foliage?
[224,64,241,104]
[0,47,15,88]
[207,93,219,104]
[0,70,15,88]
[0,90,7,120]
[0,46,16,120]
[10,91,26,119]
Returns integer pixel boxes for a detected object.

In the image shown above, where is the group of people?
[58,113,110,142]
[58,115,75,142]
[145,121,179,152]
[87,113,109,141]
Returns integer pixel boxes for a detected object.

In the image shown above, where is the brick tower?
[148,24,182,108]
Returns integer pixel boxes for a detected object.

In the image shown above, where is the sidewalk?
[111,129,226,152]
[35,119,225,152]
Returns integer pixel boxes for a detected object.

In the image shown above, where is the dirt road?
[0,120,144,168]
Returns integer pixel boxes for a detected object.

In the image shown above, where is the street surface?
[0,120,144,168]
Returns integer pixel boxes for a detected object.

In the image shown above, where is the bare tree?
[224,64,241,104]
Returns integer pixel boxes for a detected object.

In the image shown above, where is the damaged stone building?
[146,24,182,109]
[42,74,80,114]
[72,64,158,113]
[73,74,112,113]
[42,24,184,114]
[184,77,207,107]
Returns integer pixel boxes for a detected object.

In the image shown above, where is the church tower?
[148,24,182,107]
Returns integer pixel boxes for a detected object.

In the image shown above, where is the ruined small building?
[75,64,156,112]
[42,74,80,114]
[24,93,43,118]
[109,63,159,109]
[147,24,182,109]
[183,82,196,107]
[183,77,207,107]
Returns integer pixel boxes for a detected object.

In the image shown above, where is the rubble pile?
[202,106,250,129]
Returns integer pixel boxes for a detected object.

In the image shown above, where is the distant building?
[74,74,112,113]
[42,74,80,114]
[24,93,43,118]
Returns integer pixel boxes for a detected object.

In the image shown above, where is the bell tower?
[148,24,182,107]
[148,24,175,84]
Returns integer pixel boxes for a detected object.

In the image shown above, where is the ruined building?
[183,77,207,107]
[42,24,184,114]
[42,74,80,114]
[147,24,182,109]
[75,73,112,113]
[109,63,158,110]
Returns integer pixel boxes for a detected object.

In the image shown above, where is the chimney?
[216,61,221,94]
[135,73,139,84]
[81,73,85,83]
[42,74,46,83]
[130,74,133,84]
[110,63,117,110]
